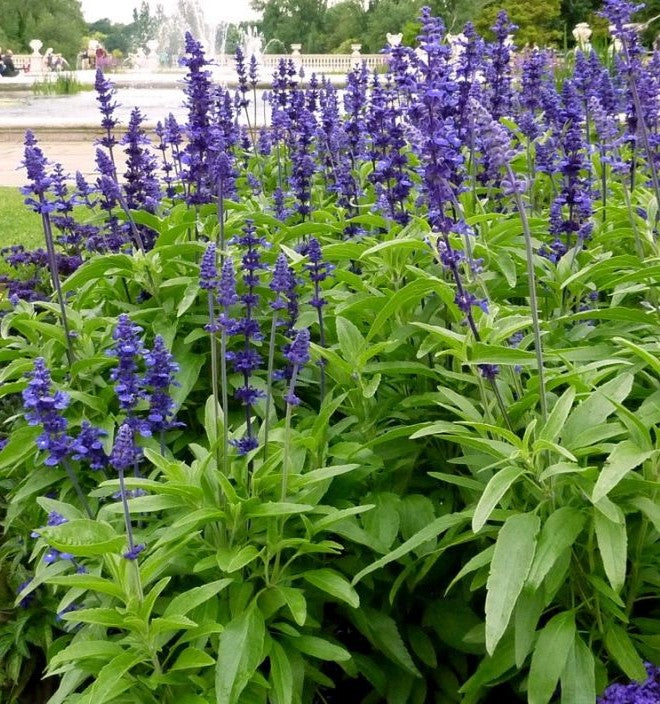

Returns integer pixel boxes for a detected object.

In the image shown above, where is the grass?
[0,186,42,262]
[31,73,88,96]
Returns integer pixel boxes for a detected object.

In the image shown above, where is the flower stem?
[506,166,548,423]
[40,211,75,367]
[208,293,222,474]
[263,311,279,461]
[63,459,93,518]
[280,366,299,503]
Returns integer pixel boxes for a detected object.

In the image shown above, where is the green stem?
[63,459,93,518]
[280,366,299,503]
[506,167,548,424]
[207,293,222,475]
[263,311,279,462]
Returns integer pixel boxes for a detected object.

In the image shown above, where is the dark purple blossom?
[123,543,146,560]
[598,663,660,704]
[110,422,137,472]
[143,336,179,432]
[71,422,108,470]
[109,314,146,418]
[22,358,71,466]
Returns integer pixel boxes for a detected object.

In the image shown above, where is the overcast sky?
[80,0,260,25]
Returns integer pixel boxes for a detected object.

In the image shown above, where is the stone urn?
[573,22,592,50]
[28,39,44,73]
[386,32,402,48]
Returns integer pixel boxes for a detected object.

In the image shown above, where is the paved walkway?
[0,129,128,187]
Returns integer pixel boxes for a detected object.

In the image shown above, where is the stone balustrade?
[10,51,385,77]
[218,53,386,74]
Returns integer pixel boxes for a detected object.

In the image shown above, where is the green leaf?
[177,279,200,318]
[367,278,452,341]
[291,464,359,487]
[275,587,307,626]
[61,254,134,292]
[353,608,421,677]
[215,605,265,704]
[528,611,576,704]
[285,635,351,662]
[471,343,538,366]
[164,579,233,618]
[48,641,126,671]
[612,337,660,376]
[245,502,314,518]
[47,575,125,601]
[514,586,545,667]
[170,351,204,410]
[335,317,365,365]
[58,607,125,628]
[526,507,586,588]
[628,497,660,531]
[473,466,525,533]
[594,504,627,593]
[604,624,647,681]
[41,520,125,557]
[170,647,215,671]
[0,425,41,471]
[485,513,540,655]
[446,545,495,594]
[352,513,466,584]
[562,374,633,449]
[592,441,653,502]
[302,569,360,608]
[217,546,260,573]
[538,388,576,444]
[269,640,294,704]
[84,651,145,704]
[560,637,596,704]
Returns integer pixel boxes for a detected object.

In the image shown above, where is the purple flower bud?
[110,423,137,471]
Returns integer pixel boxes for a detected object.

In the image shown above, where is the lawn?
[0,185,42,251]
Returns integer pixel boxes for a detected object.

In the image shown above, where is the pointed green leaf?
[171,647,215,671]
[352,513,466,584]
[604,624,647,681]
[215,605,265,704]
[594,504,627,593]
[528,611,576,704]
[561,636,595,704]
[269,640,294,704]
[514,587,545,667]
[562,374,633,449]
[302,569,359,609]
[592,441,653,502]
[473,466,525,533]
[485,513,540,654]
[527,507,586,588]
[538,388,576,444]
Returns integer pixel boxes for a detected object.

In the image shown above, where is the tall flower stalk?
[21,133,75,367]
[474,100,548,422]
[110,424,145,599]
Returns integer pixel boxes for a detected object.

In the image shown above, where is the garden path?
[0,139,125,187]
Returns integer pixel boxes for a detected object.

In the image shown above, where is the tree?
[476,0,562,47]
[321,1,366,53]
[131,0,160,50]
[87,19,134,56]
[361,0,423,52]
[252,0,328,53]
[0,0,86,62]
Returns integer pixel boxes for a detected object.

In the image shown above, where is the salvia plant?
[0,2,658,703]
